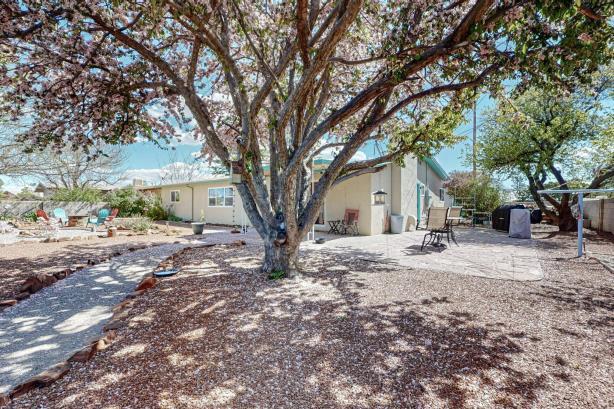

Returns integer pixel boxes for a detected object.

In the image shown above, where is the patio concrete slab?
[304,228,543,281]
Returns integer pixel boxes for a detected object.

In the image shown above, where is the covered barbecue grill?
[491,204,526,232]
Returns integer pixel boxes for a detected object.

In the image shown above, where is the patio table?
[67,215,87,228]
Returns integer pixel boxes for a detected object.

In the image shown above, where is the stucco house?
[138,155,450,235]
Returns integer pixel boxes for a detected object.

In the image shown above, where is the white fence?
[0,201,108,218]
[583,198,614,233]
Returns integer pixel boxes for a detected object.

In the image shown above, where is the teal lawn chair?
[86,209,110,230]
[53,208,68,226]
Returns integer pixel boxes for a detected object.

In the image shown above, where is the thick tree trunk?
[261,233,300,275]
[557,204,577,232]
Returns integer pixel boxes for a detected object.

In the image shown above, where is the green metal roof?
[424,157,449,181]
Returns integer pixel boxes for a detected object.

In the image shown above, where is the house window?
[208,187,234,207]
[439,188,445,201]
[170,190,180,203]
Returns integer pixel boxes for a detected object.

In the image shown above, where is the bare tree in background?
[0,117,32,176]
[1,123,126,188]
[29,144,126,189]
[158,150,211,184]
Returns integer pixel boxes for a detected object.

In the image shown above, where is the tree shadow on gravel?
[12,243,569,409]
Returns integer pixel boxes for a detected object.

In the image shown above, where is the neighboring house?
[34,182,52,198]
[1,191,16,200]
[33,182,116,197]
[139,155,449,235]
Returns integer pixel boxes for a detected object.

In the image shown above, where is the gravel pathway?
[0,243,186,395]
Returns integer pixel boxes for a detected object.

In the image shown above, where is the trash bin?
[390,214,406,234]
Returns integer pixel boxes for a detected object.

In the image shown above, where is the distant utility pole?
[472,99,477,179]
[472,98,477,218]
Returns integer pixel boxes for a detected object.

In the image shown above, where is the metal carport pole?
[537,188,614,257]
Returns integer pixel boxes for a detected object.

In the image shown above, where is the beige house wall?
[369,165,392,235]
[149,155,447,235]
[159,179,251,226]
[391,156,419,230]
[319,172,374,235]
[160,185,194,221]
[417,158,445,208]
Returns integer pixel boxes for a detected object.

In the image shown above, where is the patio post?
[577,192,583,257]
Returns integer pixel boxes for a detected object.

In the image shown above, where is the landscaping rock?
[68,345,95,363]
[38,274,57,287]
[230,239,246,246]
[125,290,146,299]
[10,361,70,399]
[0,300,17,307]
[135,277,158,291]
[103,320,124,332]
[19,277,43,294]
[15,292,30,301]
[112,299,134,313]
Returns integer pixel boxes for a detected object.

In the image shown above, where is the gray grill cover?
[509,209,531,239]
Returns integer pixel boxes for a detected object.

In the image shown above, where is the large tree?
[1,1,611,272]
[478,81,613,231]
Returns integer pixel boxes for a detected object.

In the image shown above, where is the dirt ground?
[0,223,195,302]
[9,230,613,408]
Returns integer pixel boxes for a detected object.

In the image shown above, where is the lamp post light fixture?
[373,189,387,205]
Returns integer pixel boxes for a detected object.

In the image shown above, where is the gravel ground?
[0,243,187,396]
[0,223,194,302]
[8,230,614,408]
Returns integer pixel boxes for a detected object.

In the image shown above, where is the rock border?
[0,242,247,406]
[0,259,158,406]
[0,244,164,313]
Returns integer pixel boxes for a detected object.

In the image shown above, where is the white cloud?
[120,160,214,186]
[351,151,367,162]
[315,147,367,163]
[121,168,165,184]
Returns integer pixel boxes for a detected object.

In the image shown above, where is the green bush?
[51,187,102,203]
[144,196,168,221]
[167,214,183,222]
[125,217,153,233]
[105,187,149,217]
[22,211,38,222]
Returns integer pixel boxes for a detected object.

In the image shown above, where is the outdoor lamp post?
[373,190,387,205]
